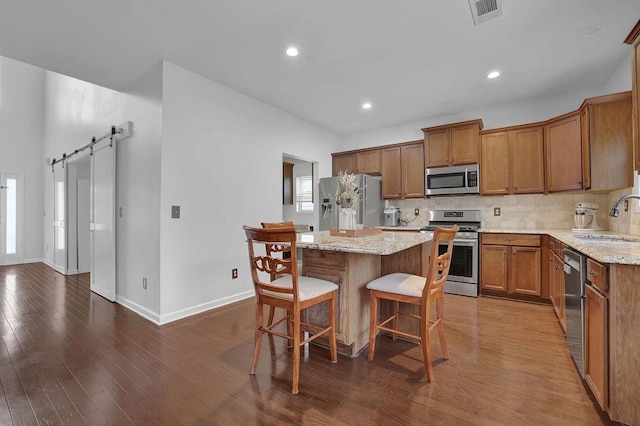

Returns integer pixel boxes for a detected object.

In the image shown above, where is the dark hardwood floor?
[0,263,615,425]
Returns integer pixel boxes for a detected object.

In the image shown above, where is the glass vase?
[338,207,356,230]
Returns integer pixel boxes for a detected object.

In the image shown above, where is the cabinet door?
[401,143,425,198]
[588,98,633,191]
[381,147,402,199]
[480,245,508,292]
[554,255,567,334]
[544,113,583,192]
[480,132,510,195]
[424,130,450,168]
[584,284,608,411]
[511,127,545,194]
[283,162,294,205]
[450,124,480,165]
[355,150,381,175]
[509,247,542,296]
[332,153,356,176]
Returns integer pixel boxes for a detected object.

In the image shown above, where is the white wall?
[603,54,632,94]
[158,61,340,322]
[0,57,45,263]
[341,86,623,150]
[42,67,163,319]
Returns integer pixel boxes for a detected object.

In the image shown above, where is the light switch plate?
[171,205,180,218]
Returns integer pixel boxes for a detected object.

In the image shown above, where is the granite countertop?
[296,230,433,255]
[480,228,640,265]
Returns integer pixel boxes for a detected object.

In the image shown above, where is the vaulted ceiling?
[1,1,639,134]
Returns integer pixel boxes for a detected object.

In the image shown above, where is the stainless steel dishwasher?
[564,247,586,377]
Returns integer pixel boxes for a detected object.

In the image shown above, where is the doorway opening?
[0,172,24,265]
[282,154,318,232]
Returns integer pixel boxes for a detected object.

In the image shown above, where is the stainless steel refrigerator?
[318,175,384,231]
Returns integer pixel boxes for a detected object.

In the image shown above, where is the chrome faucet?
[609,194,640,217]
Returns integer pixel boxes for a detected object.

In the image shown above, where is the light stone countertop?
[480,228,640,265]
[296,230,433,256]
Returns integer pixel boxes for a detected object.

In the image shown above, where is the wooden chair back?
[243,225,299,302]
[422,225,459,302]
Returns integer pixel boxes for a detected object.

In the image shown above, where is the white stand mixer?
[572,202,602,232]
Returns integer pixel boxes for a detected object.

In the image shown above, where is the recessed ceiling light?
[487,71,500,79]
[286,47,298,57]
[361,102,372,110]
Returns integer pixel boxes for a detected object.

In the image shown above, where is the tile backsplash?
[393,188,640,236]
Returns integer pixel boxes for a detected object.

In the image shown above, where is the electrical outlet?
[171,205,180,218]
[142,277,147,289]
[624,200,629,212]
[232,268,238,279]
[414,208,420,216]
[119,207,123,218]
[494,207,501,216]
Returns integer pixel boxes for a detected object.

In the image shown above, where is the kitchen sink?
[573,234,640,243]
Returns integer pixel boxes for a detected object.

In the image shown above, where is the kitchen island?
[297,230,433,357]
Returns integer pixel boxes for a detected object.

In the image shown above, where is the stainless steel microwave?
[425,164,480,196]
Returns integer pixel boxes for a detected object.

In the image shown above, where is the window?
[296,175,313,212]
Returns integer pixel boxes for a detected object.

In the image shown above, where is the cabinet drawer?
[586,258,608,293]
[303,249,346,269]
[482,233,541,247]
[554,240,567,258]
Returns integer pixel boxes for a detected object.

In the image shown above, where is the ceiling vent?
[468,0,502,25]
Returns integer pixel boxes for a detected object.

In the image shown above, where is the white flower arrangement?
[336,171,359,208]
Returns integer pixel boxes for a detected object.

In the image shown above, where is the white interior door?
[90,141,116,301]
[0,173,24,265]
[52,166,67,273]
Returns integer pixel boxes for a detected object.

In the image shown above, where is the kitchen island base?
[301,241,430,357]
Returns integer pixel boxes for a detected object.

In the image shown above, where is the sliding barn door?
[90,140,116,301]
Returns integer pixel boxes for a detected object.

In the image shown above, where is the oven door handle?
[439,239,478,246]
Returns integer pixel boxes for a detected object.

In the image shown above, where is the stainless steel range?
[420,210,481,297]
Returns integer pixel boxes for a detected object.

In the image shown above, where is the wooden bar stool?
[366,225,458,381]
[261,221,294,327]
[243,224,338,394]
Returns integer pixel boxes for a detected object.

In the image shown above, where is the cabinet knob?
[577,181,582,184]
[514,186,518,191]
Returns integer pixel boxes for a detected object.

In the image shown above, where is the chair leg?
[286,310,293,348]
[267,306,276,326]
[436,296,449,359]
[367,291,378,362]
[291,310,301,394]
[392,300,399,341]
[421,303,434,382]
[250,303,264,375]
[328,294,338,363]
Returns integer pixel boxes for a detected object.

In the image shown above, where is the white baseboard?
[158,290,254,325]
[23,258,44,264]
[116,295,162,324]
[116,290,253,326]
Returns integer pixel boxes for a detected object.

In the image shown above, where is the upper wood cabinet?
[381,141,424,199]
[355,149,381,175]
[283,162,294,205]
[480,125,544,195]
[624,21,640,171]
[332,149,381,176]
[544,111,583,192]
[332,153,357,175]
[580,92,633,191]
[422,119,483,167]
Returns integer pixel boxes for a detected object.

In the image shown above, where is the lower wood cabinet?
[480,233,542,298]
[584,258,609,411]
